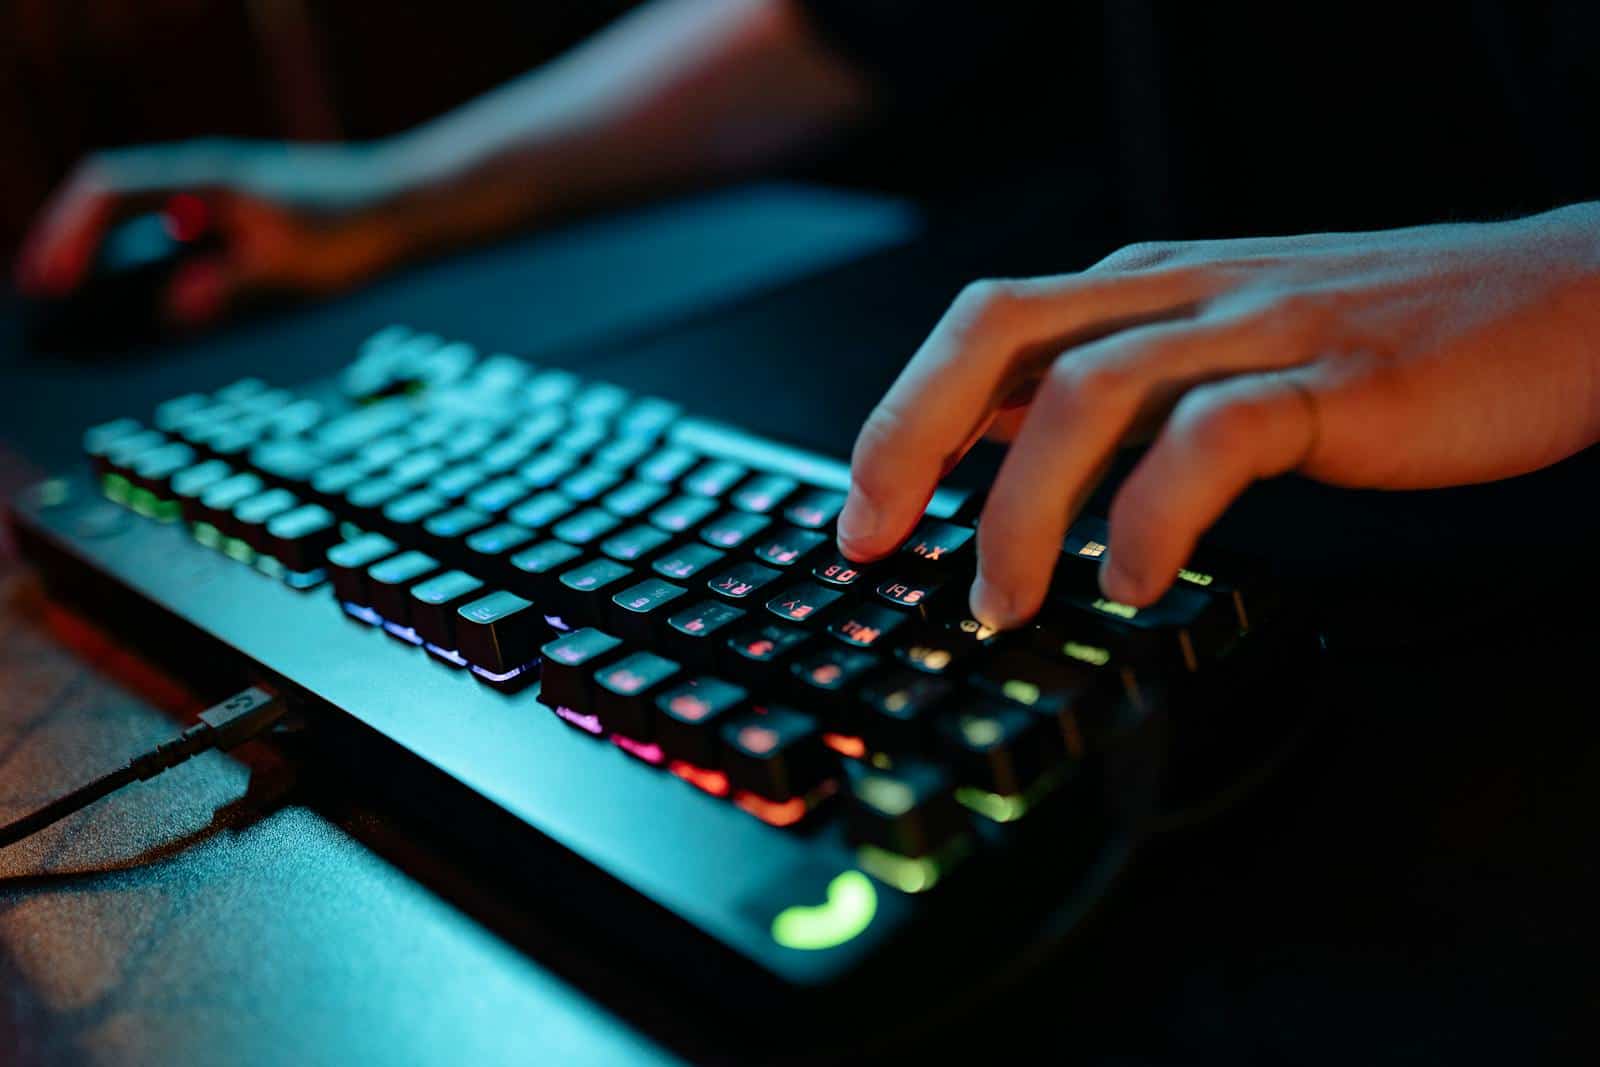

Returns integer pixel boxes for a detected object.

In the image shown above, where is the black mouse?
[21,196,223,354]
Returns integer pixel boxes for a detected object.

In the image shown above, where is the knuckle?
[949,278,1026,330]
[1171,386,1261,454]
[1044,350,1130,409]
[1094,240,1178,273]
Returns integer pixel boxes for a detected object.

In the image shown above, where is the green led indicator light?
[1177,568,1214,587]
[101,473,133,506]
[956,786,1029,823]
[192,522,224,550]
[1061,641,1110,666]
[770,871,877,951]
[1092,598,1138,620]
[857,845,942,895]
[1001,679,1041,706]
[223,538,255,564]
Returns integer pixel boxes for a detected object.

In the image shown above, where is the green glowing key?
[770,871,877,951]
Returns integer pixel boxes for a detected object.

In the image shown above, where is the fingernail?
[969,573,1017,630]
[1099,555,1145,605]
[836,491,880,556]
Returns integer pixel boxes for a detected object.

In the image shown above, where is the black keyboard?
[7,325,1319,1038]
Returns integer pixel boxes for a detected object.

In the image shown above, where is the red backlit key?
[782,489,845,529]
[653,677,748,767]
[752,527,828,569]
[827,603,906,649]
[765,582,843,625]
[707,561,781,602]
[897,519,975,567]
[811,554,870,588]
[663,599,747,667]
[595,651,682,739]
[720,707,834,807]
[720,622,810,688]
[789,645,879,714]
[875,576,949,620]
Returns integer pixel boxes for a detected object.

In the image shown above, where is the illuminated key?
[827,603,906,649]
[538,627,624,716]
[720,622,810,688]
[782,489,845,530]
[408,570,487,650]
[265,503,339,573]
[663,599,747,667]
[752,526,828,569]
[1051,584,1237,671]
[600,524,672,563]
[367,550,440,627]
[857,671,952,751]
[555,558,635,627]
[707,561,781,602]
[845,760,966,861]
[789,646,878,712]
[766,582,843,625]
[652,543,725,582]
[455,589,541,675]
[937,702,1062,800]
[731,474,798,514]
[594,651,681,739]
[325,533,397,606]
[700,511,770,550]
[653,677,749,766]
[607,578,689,643]
[811,554,870,588]
[874,576,947,619]
[683,460,747,498]
[720,707,834,804]
[894,631,966,676]
[508,490,576,530]
[650,495,718,533]
[552,507,621,547]
[897,519,974,567]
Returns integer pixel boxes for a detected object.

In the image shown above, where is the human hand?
[838,203,1600,628]
[14,138,408,326]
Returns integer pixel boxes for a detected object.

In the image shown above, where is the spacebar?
[670,416,969,519]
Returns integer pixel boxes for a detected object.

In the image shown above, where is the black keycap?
[251,440,328,485]
[552,507,621,547]
[555,558,635,626]
[811,554,871,589]
[601,524,672,563]
[700,512,770,550]
[455,590,542,675]
[608,578,689,643]
[938,702,1062,798]
[783,489,845,529]
[442,424,499,463]
[539,628,625,716]
[653,677,748,767]
[898,519,975,567]
[467,476,529,515]
[752,526,828,569]
[828,602,907,649]
[650,495,717,533]
[720,707,833,804]
[857,671,953,751]
[720,622,810,688]
[731,474,798,514]
[1057,516,1259,631]
[171,460,234,519]
[327,533,398,605]
[383,489,448,527]
[199,473,266,534]
[429,463,488,501]
[466,522,536,563]
[367,550,440,625]
[153,395,209,432]
[602,480,669,518]
[510,540,584,590]
[345,476,406,523]
[389,449,447,488]
[233,488,299,552]
[789,645,879,714]
[1050,584,1237,671]
[894,629,969,676]
[479,438,534,475]
[971,648,1114,754]
[424,506,493,541]
[561,466,621,502]
[84,419,150,468]
[683,460,746,497]
[636,446,698,484]
[765,582,843,625]
[519,451,578,489]
[129,442,198,495]
[265,503,339,572]
[662,599,747,667]
[310,462,367,500]
[707,561,782,602]
[358,436,412,471]
[591,436,653,471]
[408,570,486,650]
[652,543,725,581]
[594,652,681,739]
[509,490,577,530]
[552,419,609,456]
[875,575,950,620]
[845,760,967,860]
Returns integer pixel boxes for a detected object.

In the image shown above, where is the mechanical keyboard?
[7,325,1320,1040]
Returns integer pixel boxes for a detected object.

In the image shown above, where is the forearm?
[368,0,872,257]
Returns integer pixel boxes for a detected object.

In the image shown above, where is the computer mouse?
[21,194,223,354]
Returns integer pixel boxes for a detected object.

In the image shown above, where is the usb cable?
[0,686,288,849]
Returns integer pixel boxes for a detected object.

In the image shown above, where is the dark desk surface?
[2,184,1597,1066]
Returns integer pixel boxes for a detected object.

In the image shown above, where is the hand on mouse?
[838,203,1600,628]
[13,139,413,327]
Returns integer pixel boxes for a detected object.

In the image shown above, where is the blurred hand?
[838,203,1600,628]
[14,139,408,326]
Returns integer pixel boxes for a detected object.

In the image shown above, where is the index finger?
[837,268,1224,561]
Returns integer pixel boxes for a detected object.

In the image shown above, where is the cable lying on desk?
[0,686,287,849]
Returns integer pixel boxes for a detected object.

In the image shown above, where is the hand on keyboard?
[838,202,1600,627]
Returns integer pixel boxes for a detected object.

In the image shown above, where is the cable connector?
[0,685,288,849]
